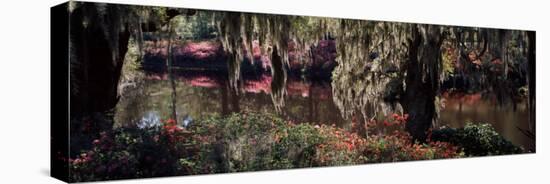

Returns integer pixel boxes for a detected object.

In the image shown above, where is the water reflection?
[439,93,531,150]
[116,70,344,126]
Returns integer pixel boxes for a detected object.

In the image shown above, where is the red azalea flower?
[166,118,176,125]
[346,142,354,151]
[392,113,399,119]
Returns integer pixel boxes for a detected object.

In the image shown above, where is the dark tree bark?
[402,25,443,142]
[70,5,129,117]
[221,81,230,116]
[527,31,536,142]
[230,87,241,113]
[167,23,178,123]
[69,4,131,155]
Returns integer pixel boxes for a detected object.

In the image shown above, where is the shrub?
[314,125,368,166]
[69,112,469,181]
[364,131,463,163]
[190,113,328,171]
[362,113,463,162]
[431,123,523,156]
[273,123,329,168]
[69,119,200,182]
[190,113,284,172]
[314,113,463,165]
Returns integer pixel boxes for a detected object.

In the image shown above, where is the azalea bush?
[70,113,526,181]
[69,119,201,182]
[191,112,463,170]
[316,113,463,165]
[369,114,463,161]
[431,123,523,156]
[190,113,288,172]
[366,113,410,135]
[314,125,368,166]
[363,131,463,162]
[270,122,327,168]
[190,113,328,171]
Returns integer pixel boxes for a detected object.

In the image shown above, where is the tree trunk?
[221,80,230,116]
[167,22,178,123]
[69,4,130,155]
[527,31,536,141]
[402,25,442,142]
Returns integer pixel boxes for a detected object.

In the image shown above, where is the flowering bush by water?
[68,112,521,182]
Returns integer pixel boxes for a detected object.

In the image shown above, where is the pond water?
[439,94,532,150]
[115,68,533,151]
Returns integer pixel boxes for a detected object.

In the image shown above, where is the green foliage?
[70,114,529,182]
[314,125,368,166]
[193,113,464,170]
[69,121,200,182]
[197,113,284,172]
[363,132,464,163]
[190,113,327,171]
[174,11,217,39]
[272,123,327,168]
[431,123,523,156]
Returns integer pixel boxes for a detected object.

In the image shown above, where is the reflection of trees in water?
[118,70,344,127]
